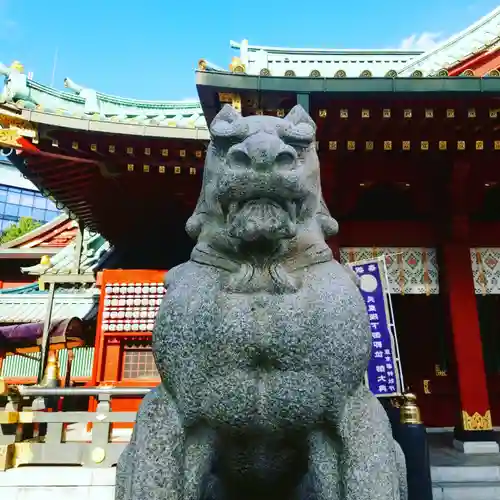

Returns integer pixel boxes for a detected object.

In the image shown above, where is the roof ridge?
[397,6,500,75]
[229,40,422,56]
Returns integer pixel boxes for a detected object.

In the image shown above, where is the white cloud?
[399,32,445,51]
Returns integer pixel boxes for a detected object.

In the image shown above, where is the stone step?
[432,465,500,483]
[433,481,500,500]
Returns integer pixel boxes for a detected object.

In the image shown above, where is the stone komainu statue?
[116,105,407,500]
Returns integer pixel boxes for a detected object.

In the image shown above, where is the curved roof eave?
[20,108,210,140]
[397,6,500,76]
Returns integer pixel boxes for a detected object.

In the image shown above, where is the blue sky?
[0,0,499,101]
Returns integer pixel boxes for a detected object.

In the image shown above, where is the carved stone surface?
[116,105,407,500]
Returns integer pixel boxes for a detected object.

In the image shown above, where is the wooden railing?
[0,384,152,471]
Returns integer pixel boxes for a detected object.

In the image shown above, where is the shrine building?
[2,6,500,443]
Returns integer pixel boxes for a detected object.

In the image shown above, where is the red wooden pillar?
[442,242,496,448]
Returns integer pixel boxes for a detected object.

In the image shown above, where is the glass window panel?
[4,203,18,217]
[6,191,20,204]
[0,187,7,202]
[46,210,59,220]
[18,205,31,217]
[33,195,46,209]
[32,208,45,221]
[0,202,5,215]
[8,187,20,194]
[20,193,34,207]
[46,199,56,211]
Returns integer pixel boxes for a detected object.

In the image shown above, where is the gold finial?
[40,350,60,388]
[10,61,24,73]
[198,59,207,71]
[229,56,245,73]
[400,393,422,424]
[40,255,51,266]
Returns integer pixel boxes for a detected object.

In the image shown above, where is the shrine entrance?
[340,247,460,427]
[471,247,500,427]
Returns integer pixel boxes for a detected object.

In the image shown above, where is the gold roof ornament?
[198,59,207,71]
[10,61,24,73]
[229,57,245,73]
[40,255,51,266]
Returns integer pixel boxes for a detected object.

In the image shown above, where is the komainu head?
[186,104,338,292]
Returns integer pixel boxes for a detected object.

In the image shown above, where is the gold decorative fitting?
[340,109,348,118]
[218,93,232,103]
[174,166,181,174]
[476,140,484,150]
[277,109,285,118]
[334,70,347,78]
[229,56,245,73]
[404,109,412,118]
[489,109,498,118]
[161,148,169,157]
[385,70,398,78]
[384,140,392,150]
[127,164,134,172]
[284,69,296,77]
[189,167,197,175]
[425,109,434,118]
[439,141,447,150]
[446,109,455,118]
[437,69,449,77]
[360,70,372,78]
[41,350,59,386]
[462,69,475,77]
[231,94,242,112]
[347,140,355,150]
[197,59,207,71]
[411,70,423,78]
[180,149,186,157]
[488,69,500,77]
[495,140,500,150]
[328,141,337,150]
[402,140,410,150]
[108,145,115,153]
[90,144,97,152]
[91,447,106,464]
[423,380,431,394]
[361,109,370,118]
[259,68,271,77]
[365,141,374,151]
[383,108,391,118]
[143,164,150,173]
[468,108,476,118]
[462,410,493,431]
[158,165,165,174]
[195,150,202,158]
[127,147,134,154]
[72,141,78,149]
[52,139,58,147]
[310,69,321,78]
[457,141,466,150]
[319,109,327,118]
[435,364,448,377]
[400,394,422,424]
[144,147,151,156]
[256,109,263,115]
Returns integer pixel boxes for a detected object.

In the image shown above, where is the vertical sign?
[348,258,404,397]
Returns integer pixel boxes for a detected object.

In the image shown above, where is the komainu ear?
[284,104,316,129]
[210,104,242,137]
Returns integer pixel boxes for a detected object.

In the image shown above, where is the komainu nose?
[228,133,296,170]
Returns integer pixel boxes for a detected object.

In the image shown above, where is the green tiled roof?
[22,230,111,276]
[1,347,94,379]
